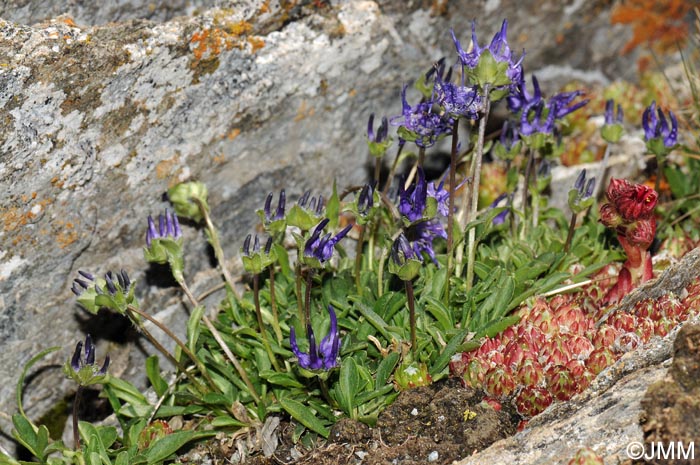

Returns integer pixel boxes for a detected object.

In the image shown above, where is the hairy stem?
[446,118,460,303]
[126,304,212,393]
[464,84,491,290]
[564,213,577,253]
[253,273,282,371]
[72,385,82,449]
[354,225,366,296]
[192,197,240,300]
[178,279,260,404]
[383,142,405,196]
[269,266,283,343]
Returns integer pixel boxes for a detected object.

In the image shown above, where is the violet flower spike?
[304,219,352,263]
[391,84,452,148]
[146,209,182,246]
[367,114,389,143]
[405,219,447,265]
[549,89,589,119]
[264,189,286,222]
[70,334,110,377]
[358,183,375,216]
[391,232,417,266]
[604,99,623,125]
[506,74,542,114]
[290,306,341,370]
[71,270,95,296]
[398,168,430,222]
[642,101,678,148]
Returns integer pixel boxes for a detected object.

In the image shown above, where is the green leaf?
[11,414,42,461]
[492,274,515,318]
[186,305,206,354]
[337,358,361,416]
[423,296,453,332]
[375,352,400,387]
[145,356,168,398]
[115,451,131,465]
[106,377,149,407]
[259,371,305,389]
[145,431,216,464]
[279,398,329,438]
[210,416,248,428]
[430,327,470,377]
[17,347,60,419]
[353,301,390,340]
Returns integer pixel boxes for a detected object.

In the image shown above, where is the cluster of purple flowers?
[642,100,678,149]
[507,75,589,136]
[290,306,341,370]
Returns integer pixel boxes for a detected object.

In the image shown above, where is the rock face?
[0,0,640,452]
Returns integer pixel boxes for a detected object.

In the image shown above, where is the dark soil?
[635,323,700,465]
[182,378,518,464]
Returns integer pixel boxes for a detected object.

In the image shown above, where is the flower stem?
[253,273,282,372]
[383,142,405,196]
[404,279,417,356]
[354,225,366,296]
[446,118,460,303]
[72,385,82,449]
[295,263,304,325]
[126,304,213,393]
[520,148,535,237]
[178,279,261,404]
[374,157,382,185]
[192,197,240,300]
[463,85,491,290]
[269,266,283,343]
[304,270,314,329]
[564,212,577,253]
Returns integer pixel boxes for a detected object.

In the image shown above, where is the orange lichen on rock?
[55,220,78,249]
[248,36,265,53]
[155,156,179,180]
[611,0,692,55]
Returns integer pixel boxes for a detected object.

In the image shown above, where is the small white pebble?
[437,415,445,422]
[428,451,439,462]
[410,408,418,416]
[355,450,367,459]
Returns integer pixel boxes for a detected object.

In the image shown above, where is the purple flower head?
[146,209,182,247]
[304,219,352,264]
[427,174,461,218]
[506,74,542,113]
[391,232,418,266]
[243,234,273,257]
[391,85,452,148]
[605,99,623,125]
[297,190,325,217]
[264,189,286,222]
[432,61,482,120]
[500,120,520,150]
[520,101,556,136]
[642,101,678,148]
[452,20,524,84]
[405,219,447,265]
[104,270,131,296]
[367,113,389,143]
[70,334,110,377]
[357,182,375,216]
[398,169,429,222]
[290,306,341,370]
[549,89,589,119]
[71,270,95,296]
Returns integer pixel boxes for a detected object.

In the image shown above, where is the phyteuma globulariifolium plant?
[7,15,700,464]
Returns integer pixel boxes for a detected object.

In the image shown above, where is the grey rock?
[0,0,642,454]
